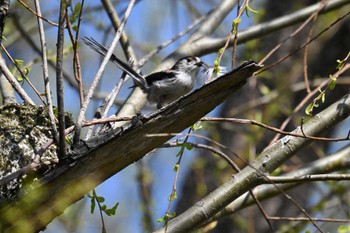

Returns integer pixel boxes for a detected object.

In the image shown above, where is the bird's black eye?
[186,57,192,62]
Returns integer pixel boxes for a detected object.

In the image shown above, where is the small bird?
[83,37,205,109]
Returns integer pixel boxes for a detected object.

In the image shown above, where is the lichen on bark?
[0,103,72,202]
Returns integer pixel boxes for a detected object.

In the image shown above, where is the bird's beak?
[197,61,209,69]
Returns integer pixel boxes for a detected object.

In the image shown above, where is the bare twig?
[101,0,137,63]
[11,15,79,90]
[34,0,59,143]
[73,0,136,143]
[163,126,194,232]
[211,145,350,222]
[17,0,59,27]
[264,174,350,183]
[85,72,128,138]
[302,0,328,93]
[200,117,350,142]
[267,216,350,223]
[137,14,207,68]
[56,1,67,157]
[92,189,107,232]
[1,44,45,103]
[257,11,350,73]
[193,0,350,56]
[149,129,325,232]
[163,141,240,172]
[0,54,35,104]
[65,1,85,107]
[269,59,350,143]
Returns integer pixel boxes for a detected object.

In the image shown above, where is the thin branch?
[264,174,350,183]
[82,115,134,126]
[148,132,322,232]
[187,0,237,42]
[192,0,350,56]
[92,189,107,232]
[154,92,350,232]
[231,0,248,69]
[256,11,350,74]
[73,0,136,143]
[269,59,350,143]
[302,0,328,93]
[228,77,350,116]
[17,0,59,27]
[85,72,128,139]
[56,1,67,157]
[0,54,35,104]
[164,138,273,230]
[267,216,350,223]
[136,161,154,232]
[257,0,327,66]
[163,126,195,232]
[101,0,137,63]
[1,44,45,103]
[137,14,207,68]
[211,144,350,221]
[34,0,59,143]
[65,1,85,106]
[200,117,350,142]
[11,15,79,90]
[163,141,240,172]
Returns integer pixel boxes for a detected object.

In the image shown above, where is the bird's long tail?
[83,37,148,89]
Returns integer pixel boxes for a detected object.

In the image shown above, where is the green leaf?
[73,2,81,15]
[245,2,258,17]
[167,212,176,218]
[156,215,168,223]
[14,59,23,66]
[104,209,114,216]
[191,123,202,131]
[232,18,241,33]
[72,24,78,32]
[90,197,96,214]
[16,75,24,83]
[69,2,81,24]
[169,191,177,200]
[173,163,179,172]
[96,196,105,203]
[175,145,185,157]
[336,59,344,70]
[214,57,220,74]
[329,75,337,90]
[330,80,336,90]
[104,202,119,216]
[214,57,219,67]
[65,135,72,145]
[24,67,31,76]
[321,92,325,103]
[101,204,107,210]
[329,74,336,81]
[233,18,241,24]
[305,103,314,115]
[184,142,193,151]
